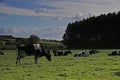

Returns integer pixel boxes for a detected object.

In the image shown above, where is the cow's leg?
[19,57,22,64]
[16,56,19,64]
[16,56,21,64]
[34,50,41,64]
[16,54,22,64]
[34,55,38,64]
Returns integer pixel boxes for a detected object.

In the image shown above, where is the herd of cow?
[0,44,120,64]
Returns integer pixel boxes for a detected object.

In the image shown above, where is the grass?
[0,49,120,80]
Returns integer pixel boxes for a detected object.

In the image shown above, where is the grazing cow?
[16,44,51,64]
[0,50,4,55]
[74,51,90,57]
[108,51,120,56]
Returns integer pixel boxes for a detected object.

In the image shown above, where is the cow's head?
[45,50,51,61]
[45,52,51,61]
[46,54,51,61]
[41,46,51,61]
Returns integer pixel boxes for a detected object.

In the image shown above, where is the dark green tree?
[63,11,120,49]
[16,38,28,46]
[28,35,40,44]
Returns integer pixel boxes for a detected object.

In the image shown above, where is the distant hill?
[0,35,15,40]
[0,35,64,50]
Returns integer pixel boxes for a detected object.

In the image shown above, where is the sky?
[0,0,120,40]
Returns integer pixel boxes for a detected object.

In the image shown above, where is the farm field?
[0,50,120,80]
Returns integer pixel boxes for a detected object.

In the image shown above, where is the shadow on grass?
[58,73,69,77]
[115,71,120,76]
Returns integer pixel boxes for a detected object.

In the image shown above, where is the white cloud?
[0,26,28,35]
[0,0,120,19]
[0,26,65,40]
[73,13,83,20]
[38,0,120,17]
[0,5,35,16]
[35,8,48,13]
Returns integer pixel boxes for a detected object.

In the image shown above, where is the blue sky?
[0,0,120,40]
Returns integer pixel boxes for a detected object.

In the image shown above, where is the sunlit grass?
[0,49,120,80]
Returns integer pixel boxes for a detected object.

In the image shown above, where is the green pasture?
[0,50,120,80]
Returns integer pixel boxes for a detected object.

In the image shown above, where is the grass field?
[0,49,120,80]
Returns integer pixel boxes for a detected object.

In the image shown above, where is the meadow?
[0,49,120,80]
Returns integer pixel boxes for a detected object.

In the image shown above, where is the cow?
[88,49,99,55]
[88,50,95,55]
[108,50,120,56]
[74,51,90,57]
[0,50,4,55]
[53,50,72,56]
[74,52,82,57]
[63,50,72,56]
[16,44,51,64]
[53,50,63,56]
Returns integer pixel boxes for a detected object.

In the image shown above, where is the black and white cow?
[63,50,72,56]
[53,50,63,56]
[74,51,90,57]
[88,49,100,55]
[53,50,72,56]
[108,50,120,56]
[16,44,51,64]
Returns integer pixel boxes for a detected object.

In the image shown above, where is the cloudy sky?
[0,0,120,40]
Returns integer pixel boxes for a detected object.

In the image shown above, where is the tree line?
[63,11,120,49]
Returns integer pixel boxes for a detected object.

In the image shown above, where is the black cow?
[0,50,4,55]
[108,51,120,56]
[16,44,51,64]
